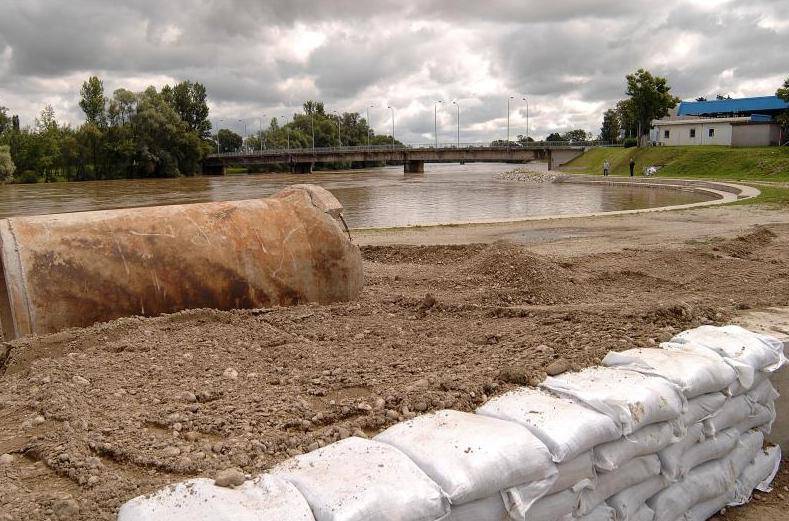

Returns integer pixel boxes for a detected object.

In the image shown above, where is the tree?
[545,132,564,141]
[562,129,589,142]
[79,76,107,126]
[0,145,15,180]
[166,81,211,138]
[600,109,620,143]
[625,69,679,138]
[615,99,637,138]
[216,128,243,152]
[777,77,789,133]
[0,106,9,134]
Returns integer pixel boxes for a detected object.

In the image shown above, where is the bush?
[623,138,638,148]
[17,170,40,183]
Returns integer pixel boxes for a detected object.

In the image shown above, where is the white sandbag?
[647,459,735,521]
[675,427,739,479]
[630,504,655,521]
[681,393,727,425]
[606,475,667,521]
[117,475,316,521]
[594,422,674,472]
[272,437,450,521]
[702,395,753,436]
[602,348,737,398]
[662,341,755,391]
[549,451,597,494]
[683,492,732,521]
[669,324,786,375]
[374,410,556,505]
[746,377,779,405]
[730,445,782,506]
[576,504,617,521]
[446,494,507,521]
[578,455,661,515]
[726,429,764,477]
[734,401,775,434]
[658,423,706,481]
[541,367,684,435]
[728,370,769,396]
[477,387,621,463]
[509,488,577,521]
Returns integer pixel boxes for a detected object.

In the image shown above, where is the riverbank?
[1,203,788,519]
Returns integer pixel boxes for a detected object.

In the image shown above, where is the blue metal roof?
[677,96,789,116]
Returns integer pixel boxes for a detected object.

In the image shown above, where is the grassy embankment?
[561,146,789,205]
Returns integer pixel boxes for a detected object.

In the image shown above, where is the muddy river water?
[0,163,715,228]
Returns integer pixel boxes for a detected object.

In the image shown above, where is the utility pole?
[452,101,460,147]
[366,105,374,147]
[434,100,443,147]
[507,96,514,148]
[387,106,395,149]
[332,110,341,146]
[522,97,529,143]
[310,111,315,152]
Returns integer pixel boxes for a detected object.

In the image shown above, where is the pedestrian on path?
[602,159,610,177]
[629,157,635,177]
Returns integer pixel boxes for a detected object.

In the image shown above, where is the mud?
[1,222,788,520]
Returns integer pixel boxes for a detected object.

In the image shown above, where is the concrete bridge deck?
[202,143,592,174]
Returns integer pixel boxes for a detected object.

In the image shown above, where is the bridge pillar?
[292,162,313,174]
[404,160,424,174]
[202,163,225,176]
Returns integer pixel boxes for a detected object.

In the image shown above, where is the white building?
[651,116,782,147]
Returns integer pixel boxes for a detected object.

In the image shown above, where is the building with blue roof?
[651,95,787,147]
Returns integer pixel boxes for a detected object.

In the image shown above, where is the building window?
[708,128,715,137]
[664,129,670,139]
[690,128,696,138]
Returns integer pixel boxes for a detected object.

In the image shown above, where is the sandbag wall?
[118,325,787,521]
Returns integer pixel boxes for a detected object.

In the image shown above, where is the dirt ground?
[1,204,788,520]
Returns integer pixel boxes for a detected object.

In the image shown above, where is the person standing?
[603,159,610,177]
[629,157,635,177]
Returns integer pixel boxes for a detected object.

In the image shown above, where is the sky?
[1,0,787,143]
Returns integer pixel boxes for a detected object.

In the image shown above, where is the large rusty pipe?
[0,184,363,339]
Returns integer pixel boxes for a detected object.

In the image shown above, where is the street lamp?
[452,101,460,148]
[332,110,342,147]
[282,115,290,150]
[310,110,315,152]
[434,100,443,147]
[259,114,265,153]
[366,104,375,147]
[506,96,514,148]
[387,105,396,149]
[238,119,247,153]
[216,118,224,153]
[522,97,529,143]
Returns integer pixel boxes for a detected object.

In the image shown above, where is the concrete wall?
[731,124,781,147]
[655,122,733,146]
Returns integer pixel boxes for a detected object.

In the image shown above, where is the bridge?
[202,143,592,175]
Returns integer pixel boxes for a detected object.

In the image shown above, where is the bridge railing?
[207,141,618,159]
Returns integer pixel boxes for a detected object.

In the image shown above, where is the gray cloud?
[0,0,787,141]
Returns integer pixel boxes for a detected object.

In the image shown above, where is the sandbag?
[446,495,507,521]
[374,410,557,506]
[670,427,739,480]
[606,475,667,521]
[730,445,782,506]
[477,387,621,463]
[729,370,769,396]
[658,422,706,481]
[541,367,684,435]
[271,437,450,521]
[577,505,617,521]
[117,475,316,521]
[630,505,655,521]
[735,402,775,434]
[507,488,577,521]
[746,377,779,405]
[726,430,765,477]
[594,422,674,472]
[662,342,755,391]
[683,493,732,521]
[602,348,736,398]
[549,451,597,494]
[647,459,735,521]
[702,395,753,436]
[669,325,786,375]
[578,455,661,515]
[680,393,727,425]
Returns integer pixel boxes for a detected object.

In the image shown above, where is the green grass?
[563,146,789,182]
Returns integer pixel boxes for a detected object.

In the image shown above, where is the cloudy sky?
[1,0,787,143]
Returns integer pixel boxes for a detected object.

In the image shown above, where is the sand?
[1,204,788,520]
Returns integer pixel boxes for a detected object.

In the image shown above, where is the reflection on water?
[0,163,715,228]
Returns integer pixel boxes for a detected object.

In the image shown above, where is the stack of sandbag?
[540,366,686,521]
[477,387,623,521]
[372,409,558,521]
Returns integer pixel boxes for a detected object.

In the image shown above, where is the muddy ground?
[1,211,788,519]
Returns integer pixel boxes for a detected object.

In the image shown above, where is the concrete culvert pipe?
[0,184,363,340]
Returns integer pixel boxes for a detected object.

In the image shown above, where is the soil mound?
[362,244,487,265]
[458,242,580,305]
[717,226,777,258]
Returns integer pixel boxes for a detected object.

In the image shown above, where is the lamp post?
[259,115,265,153]
[283,115,290,150]
[506,96,514,148]
[452,101,460,148]
[366,105,375,147]
[387,105,395,149]
[238,119,247,153]
[434,100,443,147]
[522,97,529,143]
[332,110,341,146]
[216,118,223,153]
[310,110,315,152]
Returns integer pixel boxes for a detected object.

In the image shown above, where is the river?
[0,163,715,228]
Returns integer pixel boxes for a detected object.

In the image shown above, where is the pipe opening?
[0,252,16,341]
